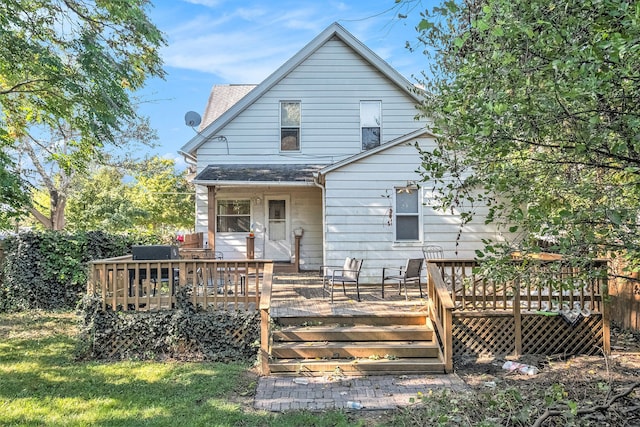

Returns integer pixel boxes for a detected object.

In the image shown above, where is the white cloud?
[182,0,222,7]
[159,2,420,82]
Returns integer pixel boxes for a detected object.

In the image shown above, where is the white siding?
[196,187,323,268]
[194,38,425,169]
[191,35,428,271]
[323,137,508,283]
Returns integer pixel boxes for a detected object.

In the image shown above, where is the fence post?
[513,276,522,357]
[602,273,611,354]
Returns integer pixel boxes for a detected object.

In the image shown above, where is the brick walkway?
[254,373,469,412]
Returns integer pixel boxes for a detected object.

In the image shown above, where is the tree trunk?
[51,193,66,230]
[28,191,66,230]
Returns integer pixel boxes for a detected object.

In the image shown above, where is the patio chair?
[423,244,467,292]
[381,258,424,300]
[422,245,444,260]
[320,257,363,303]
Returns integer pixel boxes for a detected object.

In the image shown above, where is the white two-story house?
[179,22,506,283]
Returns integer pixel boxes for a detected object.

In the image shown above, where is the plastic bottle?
[346,401,362,409]
[502,361,539,375]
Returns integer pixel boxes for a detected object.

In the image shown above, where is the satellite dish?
[184,111,202,127]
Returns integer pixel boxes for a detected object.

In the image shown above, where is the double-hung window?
[395,187,420,241]
[280,101,300,151]
[216,200,250,232]
[360,100,381,150]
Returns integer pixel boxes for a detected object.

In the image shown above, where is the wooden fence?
[608,268,640,330]
[427,258,610,371]
[87,252,271,312]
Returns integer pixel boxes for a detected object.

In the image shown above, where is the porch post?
[293,227,304,272]
[207,186,216,250]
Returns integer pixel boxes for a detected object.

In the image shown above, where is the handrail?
[427,262,454,372]
[259,263,274,375]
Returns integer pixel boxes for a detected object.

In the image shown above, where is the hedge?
[0,230,162,312]
[75,289,260,363]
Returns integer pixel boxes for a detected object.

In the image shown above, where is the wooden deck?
[270,271,429,319]
[262,260,610,376]
[85,256,610,375]
[265,270,442,376]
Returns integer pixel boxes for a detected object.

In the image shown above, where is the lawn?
[7,311,637,426]
[0,311,361,427]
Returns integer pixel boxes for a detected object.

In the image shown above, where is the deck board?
[270,272,429,318]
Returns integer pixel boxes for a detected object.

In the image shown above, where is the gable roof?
[200,84,257,130]
[315,128,434,183]
[179,22,421,156]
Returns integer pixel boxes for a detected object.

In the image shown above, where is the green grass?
[0,311,362,427]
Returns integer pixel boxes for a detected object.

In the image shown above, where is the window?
[280,101,300,151]
[361,100,381,150]
[395,187,420,241]
[216,200,250,232]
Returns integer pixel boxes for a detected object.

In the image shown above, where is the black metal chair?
[320,257,363,303]
[382,258,424,300]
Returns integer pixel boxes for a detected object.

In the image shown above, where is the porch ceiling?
[193,164,326,186]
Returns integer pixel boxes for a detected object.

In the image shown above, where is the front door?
[264,197,291,261]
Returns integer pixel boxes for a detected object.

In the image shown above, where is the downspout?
[179,150,197,167]
[313,173,327,267]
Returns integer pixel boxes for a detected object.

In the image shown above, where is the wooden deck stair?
[268,312,445,376]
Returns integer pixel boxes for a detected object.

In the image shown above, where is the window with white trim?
[280,101,300,151]
[360,100,381,150]
[216,200,250,232]
[395,187,420,241]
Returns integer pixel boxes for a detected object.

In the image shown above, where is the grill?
[131,245,179,260]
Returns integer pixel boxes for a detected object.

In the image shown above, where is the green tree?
[14,116,157,230]
[411,0,640,271]
[0,0,166,226]
[65,164,143,232]
[129,156,195,233]
[65,157,194,234]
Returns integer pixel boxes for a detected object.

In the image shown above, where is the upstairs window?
[395,187,420,241]
[280,101,300,151]
[361,100,381,150]
[216,200,250,232]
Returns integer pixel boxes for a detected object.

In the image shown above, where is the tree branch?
[0,79,52,95]
[27,206,52,230]
[532,382,640,427]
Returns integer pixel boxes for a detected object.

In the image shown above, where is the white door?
[264,197,291,261]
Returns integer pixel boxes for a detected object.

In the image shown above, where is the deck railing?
[87,254,271,312]
[259,263,274,375]
[432,258,609,313]
[426,262,455,372]
[427,258,610,370]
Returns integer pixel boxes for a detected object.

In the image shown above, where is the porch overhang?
[192,164,325,187]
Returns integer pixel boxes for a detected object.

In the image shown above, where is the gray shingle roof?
[200,84,257,130]
[194,164,326,184]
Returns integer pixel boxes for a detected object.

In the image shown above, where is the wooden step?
[274,313,429,327]
[269,357,446,376]
[271,340,440,359]
[273,324,434,342]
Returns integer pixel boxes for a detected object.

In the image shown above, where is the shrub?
[0,230,162,312]
[75,293,260,363]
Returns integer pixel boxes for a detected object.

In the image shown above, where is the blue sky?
[136,0,433,167]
